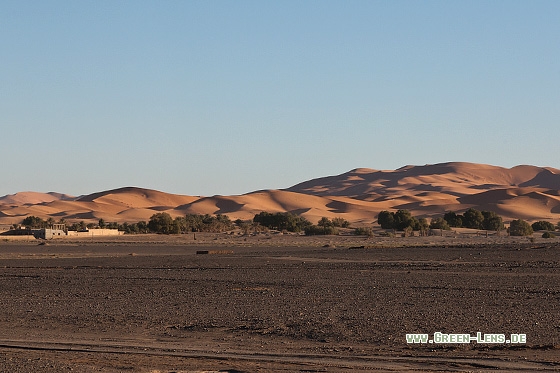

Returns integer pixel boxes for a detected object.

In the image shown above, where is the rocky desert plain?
[0,162,559,372]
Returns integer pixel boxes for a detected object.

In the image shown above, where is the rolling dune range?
[1,162,559,226]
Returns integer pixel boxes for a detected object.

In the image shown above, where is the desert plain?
[1,162,559,371]
[0,233,559,372]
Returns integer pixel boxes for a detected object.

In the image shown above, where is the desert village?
[0,224,122,240]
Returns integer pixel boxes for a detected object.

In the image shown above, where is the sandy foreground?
[0,233,559,372]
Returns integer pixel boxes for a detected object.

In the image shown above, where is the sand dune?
[1,162,559,226]
[0,191,75,206]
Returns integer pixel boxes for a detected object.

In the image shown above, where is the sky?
[2,1,559,197]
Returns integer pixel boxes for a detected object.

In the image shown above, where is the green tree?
[462,208,484,229]
[377,210,395,229]
[417,217,429,230]
[318,217,333,229]
[253,212,311,232]
[137,221,148,233]
[531,221,555,231]
[98,218,106,228]
[509,219,533,236]
[430,217,450,230]
[148,212,174,234]
[22,216,46,228]
[332,217,350,228]
[393,209,415,230]
[482,211,504,231]
[443,212,462,228]
[304,224,338,235]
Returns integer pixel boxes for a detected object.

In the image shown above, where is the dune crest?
[1,163,559,225]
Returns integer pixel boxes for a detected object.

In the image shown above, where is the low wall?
[66,229,123,237]
[0,235,36,241]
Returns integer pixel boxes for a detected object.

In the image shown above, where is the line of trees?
[378,208,505,232]
[376,208,560,237]
[18,210,560,238]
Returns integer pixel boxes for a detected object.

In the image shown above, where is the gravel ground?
[0,236,559,372]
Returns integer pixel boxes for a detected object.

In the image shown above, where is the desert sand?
[0,234,559,372]
[1,162,559,227]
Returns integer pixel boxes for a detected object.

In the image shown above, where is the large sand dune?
[1,162,559,225]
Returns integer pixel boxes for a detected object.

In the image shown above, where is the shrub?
[509,219,533,236]
[304,225,339,235]
[542,231,555,239]
[532,221,555,232]
[354,227,373,237]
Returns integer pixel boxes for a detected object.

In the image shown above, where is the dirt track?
[0,234,559,372]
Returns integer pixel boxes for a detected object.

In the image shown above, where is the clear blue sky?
[2,1,559,197]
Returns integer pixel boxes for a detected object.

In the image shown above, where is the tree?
[148,212,174,234]
[253,212,311,232]
[531,221,555,231]
[22,216,46,228]
[508,219,533,236]
[393,210,415,231]
[462,208,484,229]
[443,212,462,228]
[332,217,350,228]
[172,217,187,234]
[98,219,106,228]
[417,218,429,231]
[482,211,504,231]
[318,217,333,229]
[377,210,395,229]
[137,221,148,233]
[430,217,450,230]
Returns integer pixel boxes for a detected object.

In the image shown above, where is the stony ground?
[0,234,559,372]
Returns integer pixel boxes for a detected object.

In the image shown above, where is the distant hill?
[1,162,559,225]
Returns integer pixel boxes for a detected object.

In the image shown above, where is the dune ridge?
[1,162,559,226]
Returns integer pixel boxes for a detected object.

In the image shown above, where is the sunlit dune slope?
[1,163,559,225]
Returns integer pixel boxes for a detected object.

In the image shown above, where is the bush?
[542,231,555,239]
[532,221,555,232]
[354,227,374,237]
[508,219,533,236]
[304,225,339,235]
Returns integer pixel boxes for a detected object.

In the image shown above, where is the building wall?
[66,229,123,237]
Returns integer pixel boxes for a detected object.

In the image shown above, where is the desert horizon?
[2,161,559,227]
